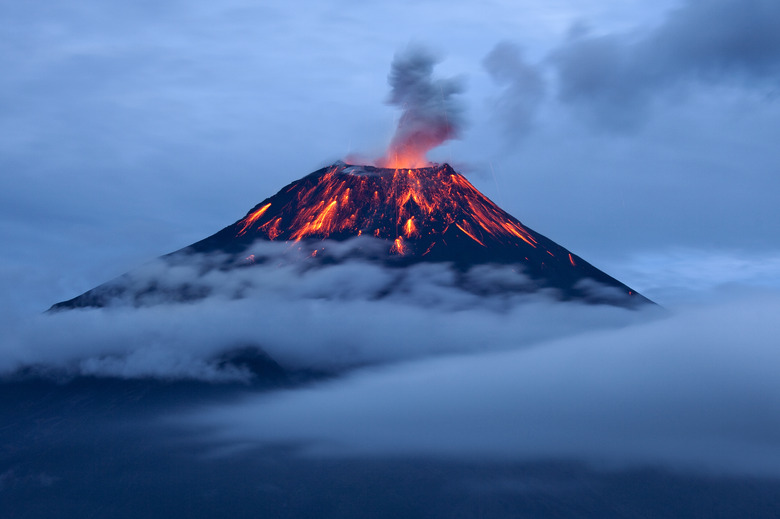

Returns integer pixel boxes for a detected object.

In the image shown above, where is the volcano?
[51,162,650,310]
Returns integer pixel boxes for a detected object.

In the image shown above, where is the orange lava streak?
[568,253,576,266]
[291,199,339,240]
[391,236,406,255]
[501,223,538,247]
[262,217,282,240]
[237,164,542,255]
[455,222,486,247]
[466,200,538,248]
[236,203,271,236]
[403,217,419,238]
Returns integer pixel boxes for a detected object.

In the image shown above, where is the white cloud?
[182,290,780,477]
[1,250,650,381]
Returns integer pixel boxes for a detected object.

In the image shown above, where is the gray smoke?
[379,47,464,167]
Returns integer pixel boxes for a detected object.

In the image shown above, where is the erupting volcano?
[52,161,649,310]
[50,48,649,310]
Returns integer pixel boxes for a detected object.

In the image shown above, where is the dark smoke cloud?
[547,0,780,130]
[379,47,464,166]
[483,42,546,140]
[183,290,780,477]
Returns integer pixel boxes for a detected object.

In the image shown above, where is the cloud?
[550,0,780,129]
[1,242,649,381]
[483,42,546,140]
[604,249,780,304]
[182,290,780,477]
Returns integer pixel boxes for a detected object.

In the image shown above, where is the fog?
[1,243,653,380]
[182,290,780,477]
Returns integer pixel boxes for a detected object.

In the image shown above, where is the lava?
[233,162,540,257]
[236,203,271,236]
[52,161,649,311]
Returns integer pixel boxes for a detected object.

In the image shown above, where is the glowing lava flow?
[236,203,271,236]
[233,163,541,257]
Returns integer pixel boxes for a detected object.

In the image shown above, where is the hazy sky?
[3,0,780,312]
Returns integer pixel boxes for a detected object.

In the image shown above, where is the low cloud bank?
[182,290,780,477]
[1,243,649,381]
[606,249,780,305]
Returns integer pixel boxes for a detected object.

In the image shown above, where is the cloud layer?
[2,245,650,381]
[183,290,780,477]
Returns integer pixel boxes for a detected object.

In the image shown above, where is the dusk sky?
[3,1,780,509]
[3,0,780,313]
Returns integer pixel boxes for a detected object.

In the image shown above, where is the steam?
[378,47,464,168]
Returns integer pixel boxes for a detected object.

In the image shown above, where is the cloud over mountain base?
[183,291,780,477]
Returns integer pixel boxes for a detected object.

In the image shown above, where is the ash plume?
[378,47,464,168]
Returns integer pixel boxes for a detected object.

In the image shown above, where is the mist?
[1,242,652,381]
[182,290,780,477]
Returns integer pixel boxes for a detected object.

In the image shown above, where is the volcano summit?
[52,162,649,310]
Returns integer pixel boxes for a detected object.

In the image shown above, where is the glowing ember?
[403,217,418,238]
[390,236,406,255]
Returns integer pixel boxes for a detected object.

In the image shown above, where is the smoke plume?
[378,47,464,168]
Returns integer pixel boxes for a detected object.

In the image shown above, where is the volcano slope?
[51,162,650,310]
